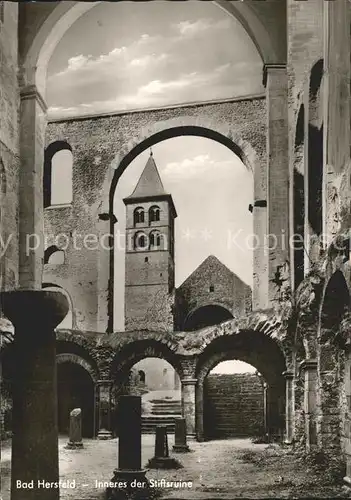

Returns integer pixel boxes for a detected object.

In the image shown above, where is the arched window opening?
[209,285,215,292]
[150,230,163,250]
[134,207,145,225]
[134,232,148,250]
[44,142,73,208]
[149,205,160,224]
[44,245,65,265]
[138,370,146,384]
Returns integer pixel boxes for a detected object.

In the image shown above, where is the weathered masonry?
[0,2,350,498]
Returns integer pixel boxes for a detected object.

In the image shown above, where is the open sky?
[47,1,263,118]
[113,137,253,329]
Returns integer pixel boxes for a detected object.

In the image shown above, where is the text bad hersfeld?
[16,480,76,489]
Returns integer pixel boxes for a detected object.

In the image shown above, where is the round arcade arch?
[183,304,234,331]
[109,338,181,434]
[21,0,281,96]
[195,330,287,441]
[107,125,258,331]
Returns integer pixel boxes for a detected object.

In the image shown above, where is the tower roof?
[123,151,177,217]
[126,151,168,199]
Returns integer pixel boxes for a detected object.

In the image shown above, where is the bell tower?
[123,151,177,331]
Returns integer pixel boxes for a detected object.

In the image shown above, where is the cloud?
[161,154,235,180]
[173,18,231,37]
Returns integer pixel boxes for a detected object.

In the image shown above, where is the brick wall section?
[204,373,264,438]
[45,98,265,332]
[0,2,19,291]
[175,255,251,330]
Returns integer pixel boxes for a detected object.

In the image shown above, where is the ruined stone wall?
[0,3,19,292]
[45,98,265,333]
[204,373,264,438]
[324,0,351,241]
[175,256,251,330]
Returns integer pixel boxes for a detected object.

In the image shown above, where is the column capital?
[262,63,287,87]
[181,378,197,386]
[282,370,294,380]
[20,85,47,113]
[1,290,68,330]
[96,379,113,386]
[299,359,317,371]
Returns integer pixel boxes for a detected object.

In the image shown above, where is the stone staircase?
[142,398,181,434]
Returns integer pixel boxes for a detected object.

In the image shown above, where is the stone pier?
[2,290,68,500]
[301,359,318,450]
[173,418,190,452]
[181,378,197,438]
[107,395,147,499]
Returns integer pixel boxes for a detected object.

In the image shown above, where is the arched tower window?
[134,207,145,225]
[149,205,160,223]
[138,370,145,384]
[150,230,163,250]
[44,141,73,207]
[134,231,148,250]
[44,245,65,265]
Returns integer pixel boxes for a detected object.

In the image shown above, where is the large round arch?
[20,0,282,96]
[195,330,287,441]
[183,304,234,331]
[106,124,259,330]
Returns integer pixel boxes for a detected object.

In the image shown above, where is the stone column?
[283,371,294,444]
[195,380,204,441]
[97,380,113,439]
[107,396,147,499]
[263,382,268,438]
[18,86,47,289]
[181,378,197,438]
[300,359,318,450]
[264,64,289,307]
[2,290,68,500]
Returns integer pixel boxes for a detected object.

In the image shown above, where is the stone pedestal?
[2,290,68,500]
[66,408,83,449]
[173,418,190,452]
[283,371,294,444]
[301,359,318,450]
[97,380,113,439]
[148,425,180,469]
[181,378,197,438]
[107,396,147,500]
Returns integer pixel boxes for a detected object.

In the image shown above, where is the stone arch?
[56,353,99,383]
[195,328,287,441]
[183,303,234,332]
[317,270,350,450]
[56,354,97,438]
[106,123,261,330]
[56,336,100,375]
[21,0,281,96]
[109,338,181,382]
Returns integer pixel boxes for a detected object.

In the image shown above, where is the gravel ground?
[1,436,350,499]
